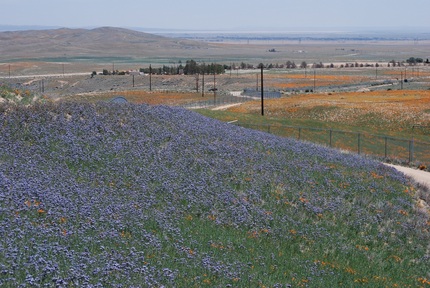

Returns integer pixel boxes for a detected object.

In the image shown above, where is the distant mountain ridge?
[0,27,210,61]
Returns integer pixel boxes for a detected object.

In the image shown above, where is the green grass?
[197,108,428,140]
[196,109,430,166]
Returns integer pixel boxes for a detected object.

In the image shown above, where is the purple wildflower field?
[0,102,429,287]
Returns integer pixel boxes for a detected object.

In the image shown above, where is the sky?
[1,0,429,32]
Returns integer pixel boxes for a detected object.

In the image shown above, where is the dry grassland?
[227,90,430,135]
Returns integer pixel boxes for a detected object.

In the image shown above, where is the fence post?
[357,133,361,154]
[298,127,301,140]
[409,138,414,163]
[384,137,388,159]
[329,130,333,147]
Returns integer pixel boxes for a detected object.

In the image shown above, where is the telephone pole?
[313,70,316,92]
[202,64,205,97]
[149,65,152,91]
[261,65,264,116]
[213,72,216,104]
[401,71,404,90]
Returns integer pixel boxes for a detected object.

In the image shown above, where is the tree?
[406,57,416,65]
[300,61,307,69]
[312,62,324,69]
[184,59,198,75]
[285,61,296,69]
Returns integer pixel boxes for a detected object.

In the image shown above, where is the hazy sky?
[1,0,429,31]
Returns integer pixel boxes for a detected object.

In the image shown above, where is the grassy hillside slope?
[0,103,429,287]
[0,27,209,60]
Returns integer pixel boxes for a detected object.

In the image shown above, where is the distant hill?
[0,27,210,61]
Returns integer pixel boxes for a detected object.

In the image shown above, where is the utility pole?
[213,72,216,104]
[202,64,205,97]
[313,70,316,92]
[196,74,199,92]
[261,65,264,116]
[401,71,403,90]
[149,64,152,91]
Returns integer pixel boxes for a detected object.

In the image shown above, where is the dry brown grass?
[227,90,430,134]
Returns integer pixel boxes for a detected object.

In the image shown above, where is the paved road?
[0,72,90,79]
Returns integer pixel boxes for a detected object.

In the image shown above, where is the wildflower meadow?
[0,102,429,287]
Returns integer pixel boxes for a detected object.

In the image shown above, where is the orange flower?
[388,255,402,263]
[418,278,430,285]
[371,172,384,179]
[207,214,216,221]
[299,197,308,203]
[398,210,409,216]
[247,230,259,238]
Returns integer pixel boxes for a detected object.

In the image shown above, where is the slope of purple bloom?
[0,102,428,287]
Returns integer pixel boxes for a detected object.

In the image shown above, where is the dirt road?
[386,164,430,189]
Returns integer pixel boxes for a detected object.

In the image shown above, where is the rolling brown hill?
[0,27,212,60]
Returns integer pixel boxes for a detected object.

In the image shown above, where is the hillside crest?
[0,26,208,60]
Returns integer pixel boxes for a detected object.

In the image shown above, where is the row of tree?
[139,60,226,75]
[405,57,430,65]
[98,57,430,76]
